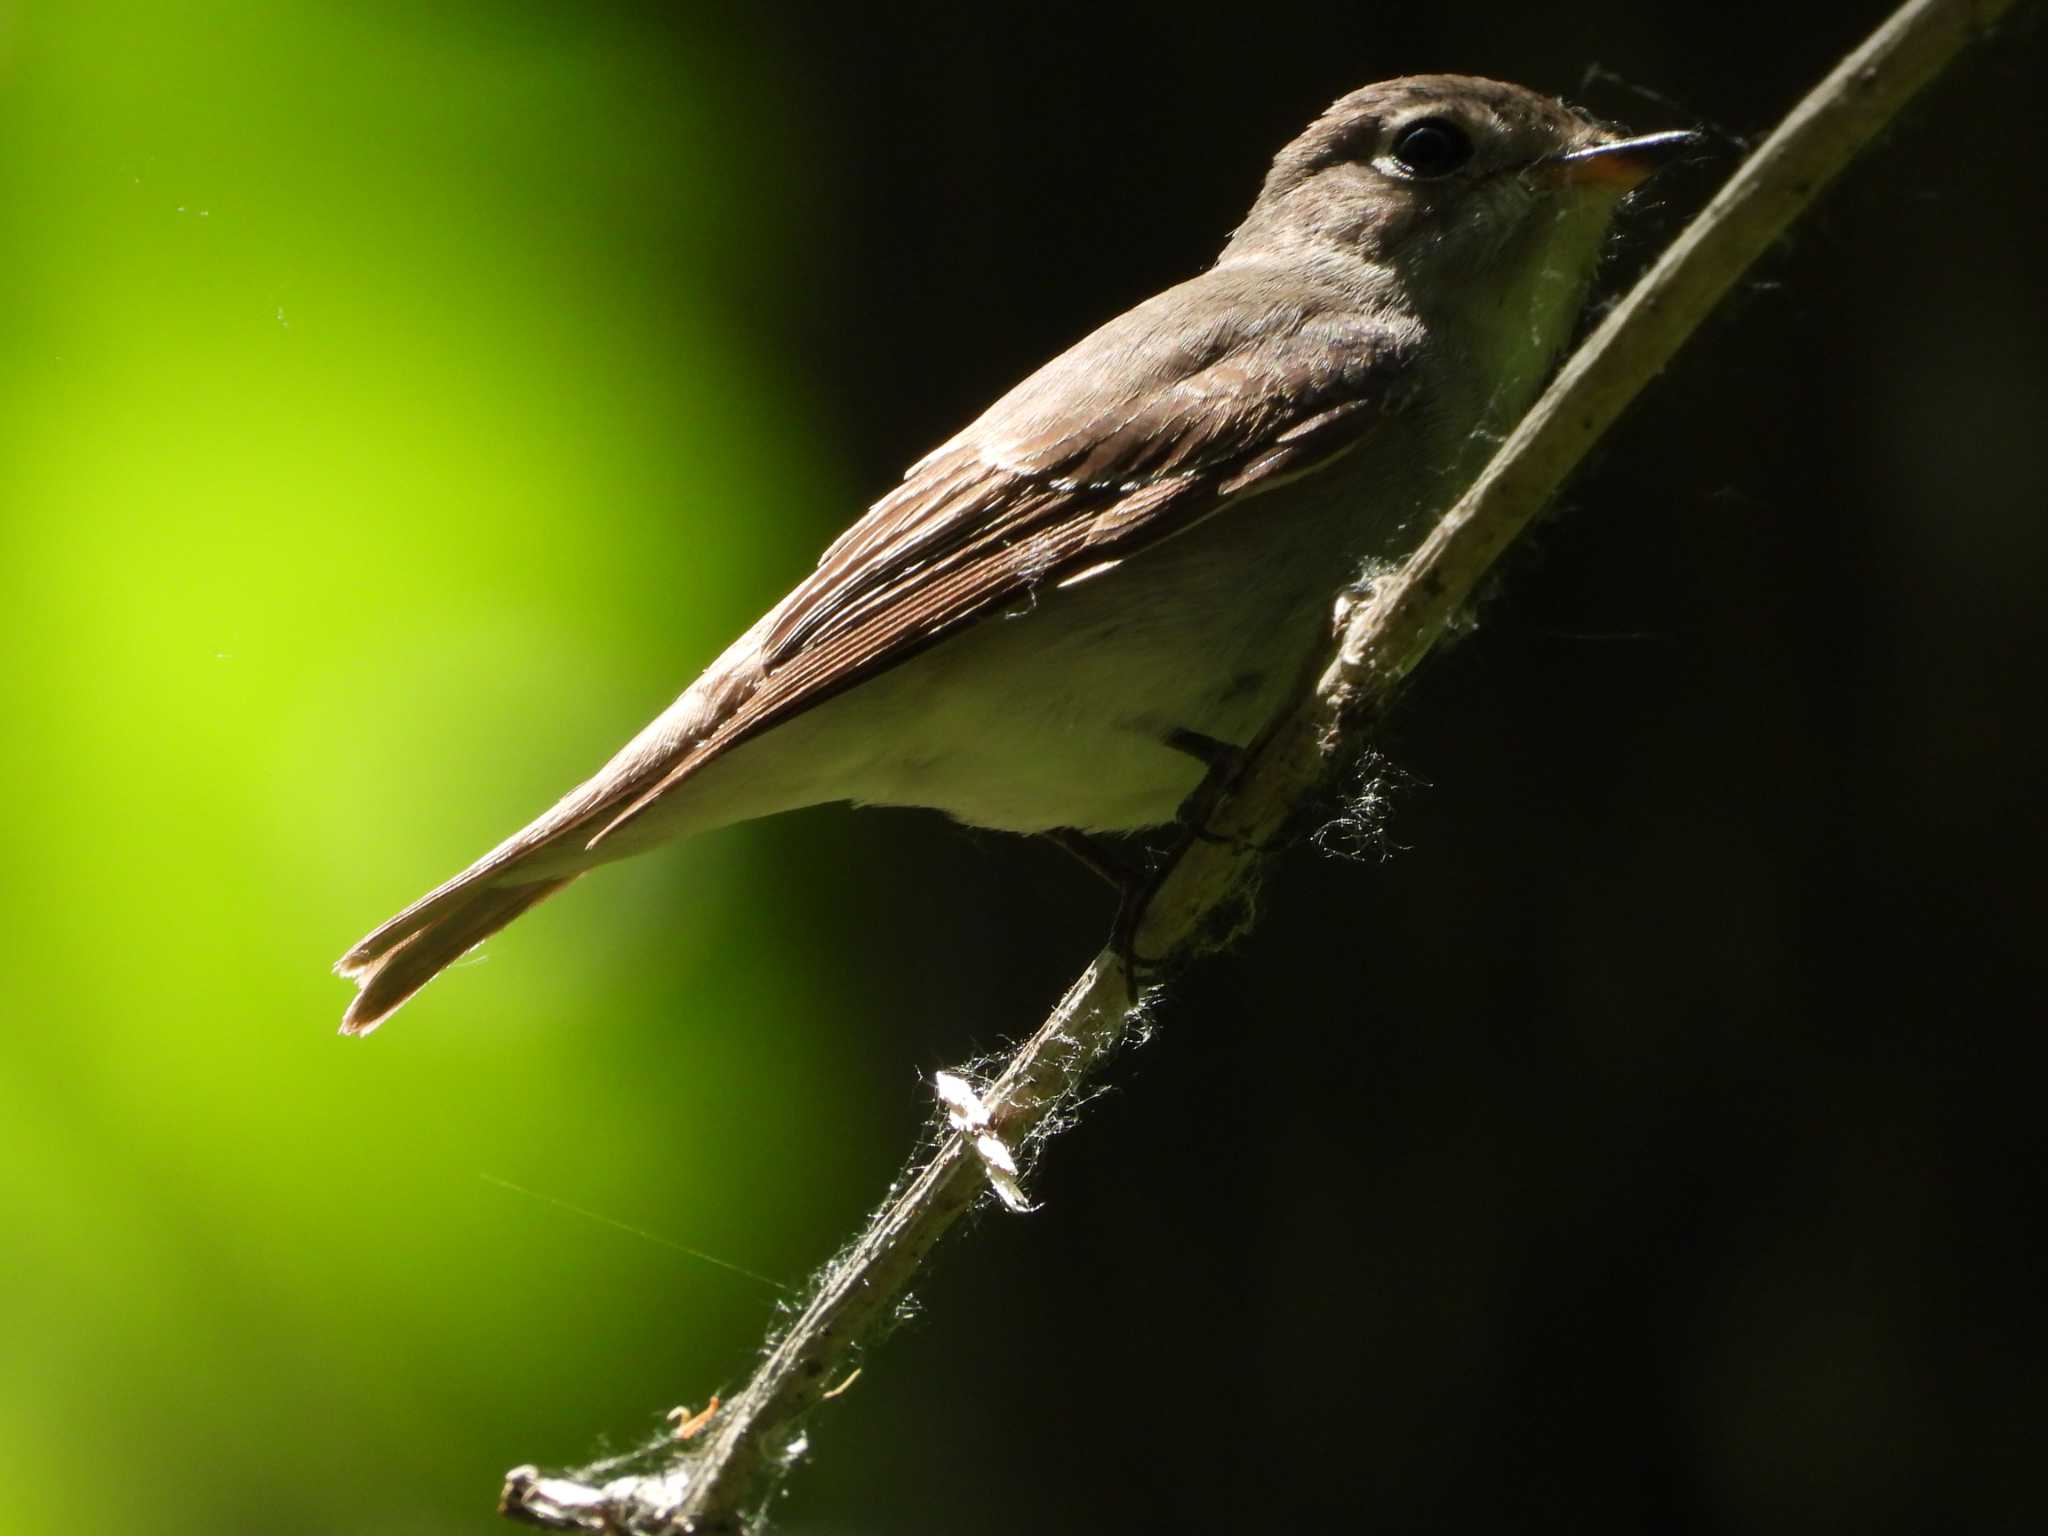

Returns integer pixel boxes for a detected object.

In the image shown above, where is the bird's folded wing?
[588,266,1413,846]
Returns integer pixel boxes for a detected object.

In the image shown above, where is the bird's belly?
[650,465,1398,841]
[797,507,1355,833]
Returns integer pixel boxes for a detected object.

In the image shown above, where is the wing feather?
[586,263,1416,846]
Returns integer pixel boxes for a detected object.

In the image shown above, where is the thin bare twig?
[499,0,2022,1528]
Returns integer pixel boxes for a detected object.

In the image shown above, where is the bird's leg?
[1165,729,1256,847]
[1165,727,1304,857]
[1045,828,1142,894]
[1044,829,1167,984]
[1046,726,1273,983]
[1164,727,1249,778]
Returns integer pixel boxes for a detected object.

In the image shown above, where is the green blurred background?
[0,4,900,1529]
[2,3,2043,1533]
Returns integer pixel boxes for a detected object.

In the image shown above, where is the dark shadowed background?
[1,2,2042,1532]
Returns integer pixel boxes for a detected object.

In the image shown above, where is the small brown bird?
[336,75,1690,1034]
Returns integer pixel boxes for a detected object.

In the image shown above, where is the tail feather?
[334,705,708,1034]
[337,875,576,1036]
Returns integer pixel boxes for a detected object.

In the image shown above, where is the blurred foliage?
[3,4,2043,1535]
[0,5,899,1530]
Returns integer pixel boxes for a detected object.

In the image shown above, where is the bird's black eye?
[1389,118,1474,178]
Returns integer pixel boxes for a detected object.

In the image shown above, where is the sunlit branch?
[498,1,2022,1527]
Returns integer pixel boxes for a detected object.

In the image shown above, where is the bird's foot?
[1044,829,1169,985]
[1164,728,1292,855]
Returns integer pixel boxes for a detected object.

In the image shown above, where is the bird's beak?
[1547,129,1701,191]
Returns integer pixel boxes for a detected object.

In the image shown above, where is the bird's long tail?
[334,869,579,1036]
[333,691,721,1033]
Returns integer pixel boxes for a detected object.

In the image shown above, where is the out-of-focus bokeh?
[1,3,2041,1533]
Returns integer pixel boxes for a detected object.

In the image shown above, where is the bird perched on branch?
[336,74,1691,1033]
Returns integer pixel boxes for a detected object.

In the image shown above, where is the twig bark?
[499,1,2022,1528]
